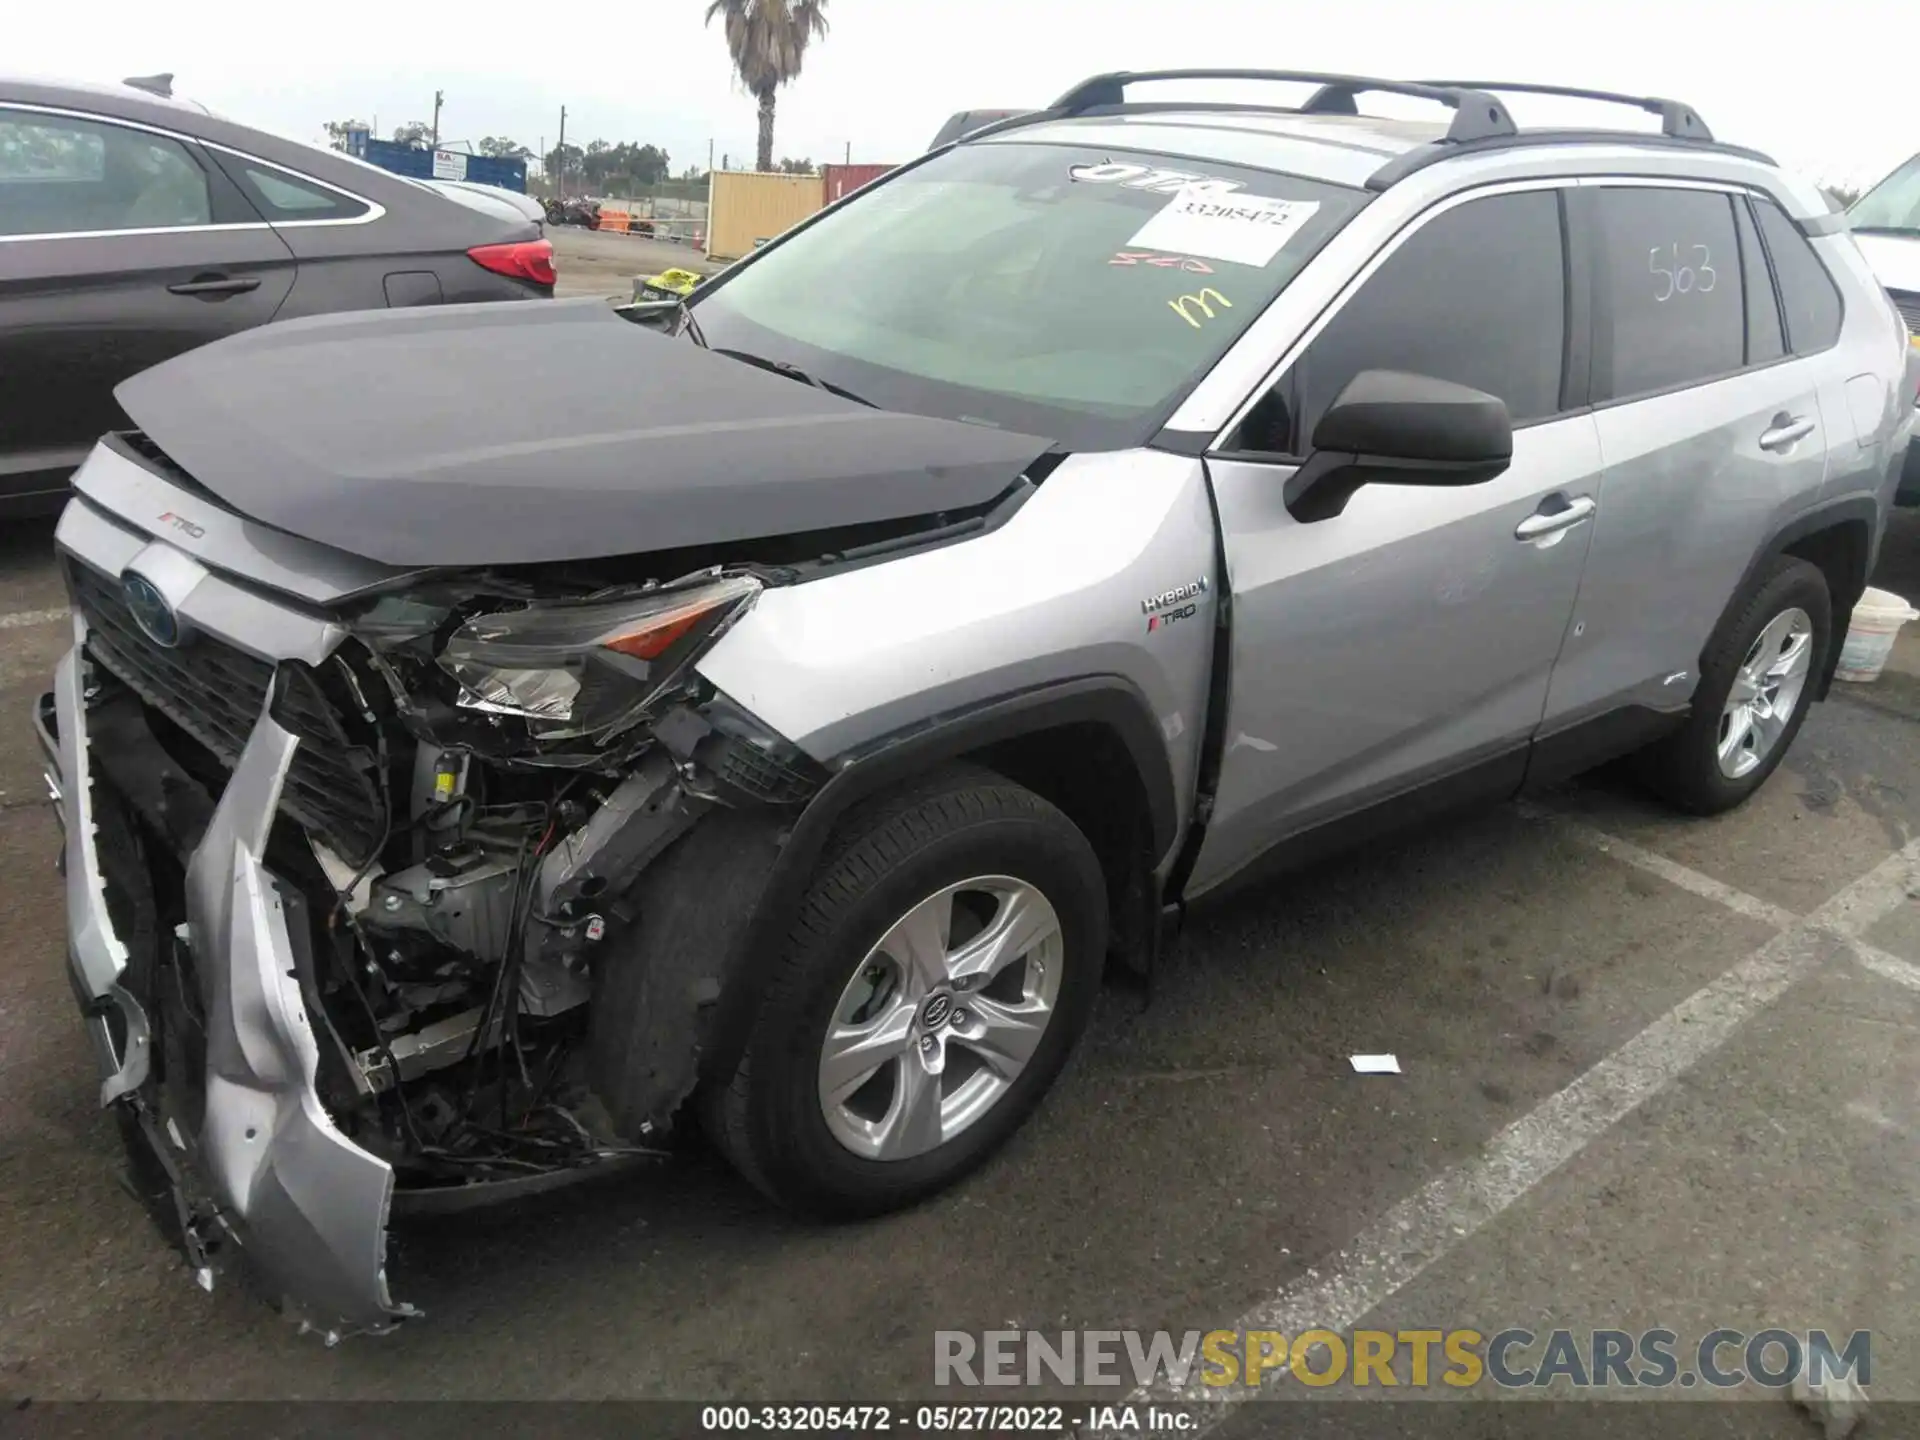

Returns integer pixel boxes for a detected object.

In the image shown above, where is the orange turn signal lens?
[601,607,712,660]
[595,576,761,661]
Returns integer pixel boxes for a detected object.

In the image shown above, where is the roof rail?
[1365,130,1774,193]
[1415,80,1711,140]
[1047,69,1517,144]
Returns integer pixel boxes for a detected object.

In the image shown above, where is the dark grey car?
[0,75,554,513]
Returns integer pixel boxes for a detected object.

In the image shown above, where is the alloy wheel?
[1717,606,1814,780]
[817,876,1064,1162]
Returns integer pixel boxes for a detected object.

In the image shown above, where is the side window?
[1246,190,1566,452]
[1592,187,1743,400]
[1734,198,1786,365]
[229,160,369,222]
[1753,198,1843,353]
[0,108,211,236]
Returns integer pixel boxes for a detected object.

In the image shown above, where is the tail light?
[468,239,556,288]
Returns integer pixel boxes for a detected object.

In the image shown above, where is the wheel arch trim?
[1727,495,1878,700]
[697,675,1177,1089]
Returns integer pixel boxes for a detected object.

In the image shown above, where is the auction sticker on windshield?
[1128,188,1321,267]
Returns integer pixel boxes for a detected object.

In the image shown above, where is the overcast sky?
[13,0,1915,189]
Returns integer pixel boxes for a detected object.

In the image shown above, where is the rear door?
[1539,182,1831,732]
[1189,185,1603,894]
[201,153,442,311]
[0,105,296,494]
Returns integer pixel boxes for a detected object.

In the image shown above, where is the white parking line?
[0,606,68,631]
[1806,838,1920,940]
[1848,941,1920,993]
[1514,801,1799,928]
[1102,825,1920,1434]
[1525,802,1920,991]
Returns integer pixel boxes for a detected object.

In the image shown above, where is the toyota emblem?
[122,571,183,648]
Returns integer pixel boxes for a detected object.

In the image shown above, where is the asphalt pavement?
[4,508,1920,1432]
[548,225,721,301]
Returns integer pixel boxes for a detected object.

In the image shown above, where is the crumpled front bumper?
[45,632,414,1339]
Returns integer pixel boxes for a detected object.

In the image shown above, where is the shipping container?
[706,171,825,262]
[351,136,528,193]
[821,162,897,204]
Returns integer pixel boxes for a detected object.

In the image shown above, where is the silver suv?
[39,70,1916,1337]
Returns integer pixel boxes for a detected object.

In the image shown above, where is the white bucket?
[1834,586,1920,683]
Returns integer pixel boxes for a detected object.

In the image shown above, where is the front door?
[1188,187,1601,895]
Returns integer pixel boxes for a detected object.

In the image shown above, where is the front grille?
[67,560,385,862]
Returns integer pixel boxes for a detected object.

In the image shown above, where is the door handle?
[167,275,262,297]
[1514,494,1597,542]
[1758,416,1816,452]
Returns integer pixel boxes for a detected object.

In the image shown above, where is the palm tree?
[705,0,829,172]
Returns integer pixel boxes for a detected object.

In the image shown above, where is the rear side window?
[1753,198,1842,353]
[0,108,210,235]
[1267,190,1567,451]
[229,160,369,222]
[1591,187,1743,400]
[1734,199,1786,365]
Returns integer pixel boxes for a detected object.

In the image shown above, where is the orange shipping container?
[821,162,897,204]
[706,171,825,262]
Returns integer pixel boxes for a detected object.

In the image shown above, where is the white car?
[421,178,547,229]
[1848,153,1920,500]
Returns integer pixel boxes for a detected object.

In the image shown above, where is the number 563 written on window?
[1651,243,1717,302]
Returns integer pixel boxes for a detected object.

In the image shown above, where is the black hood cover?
[115,299,1053,567]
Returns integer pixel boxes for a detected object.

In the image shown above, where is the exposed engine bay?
[337,564,818,1173]
[83,546,831,1218]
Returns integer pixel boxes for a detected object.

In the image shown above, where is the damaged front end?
[44,492,823,1338]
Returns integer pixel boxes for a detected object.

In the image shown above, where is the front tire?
[702,766,1107,1218]
[1637,555,1831,814]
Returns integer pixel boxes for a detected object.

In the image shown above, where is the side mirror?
[1286,369,1514,522]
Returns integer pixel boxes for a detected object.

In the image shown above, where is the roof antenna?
[123,73,174,99]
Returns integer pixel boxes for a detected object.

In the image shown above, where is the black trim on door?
[1189,744,1532,906]
[1558,187,1596,411]
[1522,703,1689,789]
[188,140,268,227]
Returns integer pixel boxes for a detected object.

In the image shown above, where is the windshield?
[689,140,1367,449]
[1851,153,1920,234]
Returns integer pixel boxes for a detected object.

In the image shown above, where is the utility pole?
[844,140,851,164]
[556,105,568,197]
[708,137,714,175]
[431,90,444,149]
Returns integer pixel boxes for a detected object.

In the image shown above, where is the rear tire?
[1636,555,1831,815]
[702,766,1106,1218]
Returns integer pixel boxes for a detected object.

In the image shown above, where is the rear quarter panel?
[268,187,543,315]
[1815,232,1914,527]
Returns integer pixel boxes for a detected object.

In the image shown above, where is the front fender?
[695,448,1218,842]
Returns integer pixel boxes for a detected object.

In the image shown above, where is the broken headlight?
[438,574,761,742]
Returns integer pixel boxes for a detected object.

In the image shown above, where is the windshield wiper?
[1849,224,1920,237]
[712,347,877,408]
